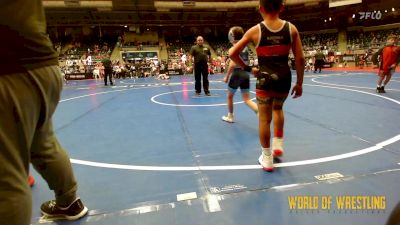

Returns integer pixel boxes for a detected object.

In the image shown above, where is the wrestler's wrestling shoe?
[222,113,234,123]
[258,151,274,172]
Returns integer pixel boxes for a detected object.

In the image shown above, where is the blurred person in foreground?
[0,0,88,224]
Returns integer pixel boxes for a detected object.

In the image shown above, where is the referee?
[313,47,326,73]
[189,36,212,96]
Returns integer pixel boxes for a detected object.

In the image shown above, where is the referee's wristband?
[244,65,252,72]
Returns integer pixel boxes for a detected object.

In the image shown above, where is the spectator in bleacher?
[358,54,366,69]
[0,0,88,224]
[86,55,92,67]
[305,58,312,72]
[118,35,122,47]
[181,54,187,72]
[189,36,211,96]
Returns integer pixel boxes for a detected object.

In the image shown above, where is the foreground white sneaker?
[221,114,234,123]
[272,137,284,157]
[258,152,274,172]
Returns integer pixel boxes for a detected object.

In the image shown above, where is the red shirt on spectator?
[381,45,399,73]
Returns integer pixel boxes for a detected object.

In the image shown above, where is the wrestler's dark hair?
[259,0,283,13]
[229,26,244,41]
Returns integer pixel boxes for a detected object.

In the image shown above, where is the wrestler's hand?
[291,84,303,98]
[251,67,260,77]
[223,76,229,83]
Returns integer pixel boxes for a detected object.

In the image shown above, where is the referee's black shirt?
[189,45,211,64]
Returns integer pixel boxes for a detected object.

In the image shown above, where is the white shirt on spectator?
[87,55,92,65]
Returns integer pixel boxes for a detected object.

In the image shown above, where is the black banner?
[65,73,93,80]
[167,69,183,75]
[122,51,158,60]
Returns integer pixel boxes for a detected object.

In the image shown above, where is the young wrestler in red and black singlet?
[255,21,292,98]
[229,0,305,172]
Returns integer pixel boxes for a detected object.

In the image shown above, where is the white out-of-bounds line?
[70,159,260,171]
[311,77,378,90]
[305,83,400,105]
[70,134,400,171]
[311,76,400,92]
[60,89,129,102]
[277,135,400,167]
[67,82,400,171]
[60,85,158,103]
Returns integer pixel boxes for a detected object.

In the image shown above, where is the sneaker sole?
[41,207,88,221]
[221,118,234,123]
[258,155,274,172]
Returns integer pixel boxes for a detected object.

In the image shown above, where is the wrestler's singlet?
[229,47,250,90]
[238,46,249,67]
[255,21,292,97]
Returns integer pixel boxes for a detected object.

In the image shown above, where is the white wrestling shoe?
[258,151,274,172]
[221,113,234,123]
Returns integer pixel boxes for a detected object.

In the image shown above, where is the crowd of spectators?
[302,33,338,53]
[53,27,399,81]
[347,28,400,51]
[58,42,112,75]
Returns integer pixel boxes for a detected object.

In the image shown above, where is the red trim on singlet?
[256,45,291,56]
[256,89,289,97]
